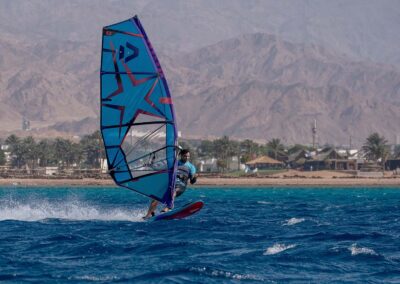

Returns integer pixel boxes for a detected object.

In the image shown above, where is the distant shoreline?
[195,177,400,187]
[0,176,399,188]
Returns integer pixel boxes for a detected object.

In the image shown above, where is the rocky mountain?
[169,33,400,145]
[1,0,400,66]
[0,1,400,145]
[3,31,399,146]
[0,34,98,132]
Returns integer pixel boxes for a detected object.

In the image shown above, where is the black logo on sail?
[119,42,139,63]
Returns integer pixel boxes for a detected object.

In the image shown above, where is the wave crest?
[349,244,378,256]
[0,199,145,222]
[189,267,263,281]
[283,217,305,226]
[264,243,296,255]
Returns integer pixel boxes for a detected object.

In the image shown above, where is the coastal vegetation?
[2,131,105,170]
[0,131,399,176]
[266,138,285,160]
[0,148,5,165]
[362,132,390,163]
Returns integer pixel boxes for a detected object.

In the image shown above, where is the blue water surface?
[0,186,400,283]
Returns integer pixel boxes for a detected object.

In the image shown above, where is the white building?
[1,145,11,163]
[101,158,108,173]
[227,156,246,171]
[45,167,58,176]
[199,158,218,172]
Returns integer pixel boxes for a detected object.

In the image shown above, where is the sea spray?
[264,243,297,255]
[349,243,378,256]
[283,217,305,226]
[0,198,145,222]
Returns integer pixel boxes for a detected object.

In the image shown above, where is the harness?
[176,164,191,185]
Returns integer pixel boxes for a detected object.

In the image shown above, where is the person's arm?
[189,164,197,184]
[190,175,197,184]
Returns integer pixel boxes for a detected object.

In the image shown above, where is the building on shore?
[303,148,362,171]
[287,149,308,169]
[245,156,284,170]
[386,151,400,171]
[199,158,218,172]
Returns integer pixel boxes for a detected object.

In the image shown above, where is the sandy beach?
[0,170,399,187]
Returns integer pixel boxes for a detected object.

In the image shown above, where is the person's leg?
[161,191,176,213]
[161,185,186,213]
[143,199,158,219]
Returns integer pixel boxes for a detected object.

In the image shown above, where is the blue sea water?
[0,186,400,283]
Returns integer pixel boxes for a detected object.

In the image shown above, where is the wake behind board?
[149,201,204,222]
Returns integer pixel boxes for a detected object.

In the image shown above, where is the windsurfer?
[143,149,197,219]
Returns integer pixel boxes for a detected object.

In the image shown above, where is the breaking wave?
[283,217,305,226]
[349,244,378,256]
[189,267,264,281]
[0,199,145,222]
[264,243,297,255]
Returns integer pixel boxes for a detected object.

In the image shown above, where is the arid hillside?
[1,1,399,145]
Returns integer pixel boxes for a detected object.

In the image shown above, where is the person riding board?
[143,148,197,219]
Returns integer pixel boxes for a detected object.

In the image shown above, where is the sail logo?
[119,42,139,63]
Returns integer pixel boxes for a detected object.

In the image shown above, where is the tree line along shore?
[0,131,399,182]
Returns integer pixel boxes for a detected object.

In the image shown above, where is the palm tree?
[72,142,84,168]
[287,144,310,155]
[5,134,23,168]
[266,138,285,160]
[362,133,389,163]
[37,139,57,167]
[0,148,5,166]
[212,136,231,172]
[240,139,260,162]
[54,138,74,168]
[5,134,19,146]
[22,136,38,170]
[198,140,214,158]
[81,131,105,168]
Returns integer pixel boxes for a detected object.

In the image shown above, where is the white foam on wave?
[68,275,119,281]
[0,199,146,222]
[283,217,305,226]
[189,267,263,281]
[263,243,296,255]
[349,243,378,256]
[257,201,271,205]
[193,248,256,257]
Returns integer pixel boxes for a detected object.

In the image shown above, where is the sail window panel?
[165,123,177,168]
[133,112,167,124]
[121,123,170,179]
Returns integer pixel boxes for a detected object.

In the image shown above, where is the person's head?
[179,149,190,163]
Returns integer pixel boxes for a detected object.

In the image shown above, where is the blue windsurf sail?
[100,16,178,208]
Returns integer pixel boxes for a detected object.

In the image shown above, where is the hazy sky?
[1,0,399,66]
